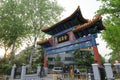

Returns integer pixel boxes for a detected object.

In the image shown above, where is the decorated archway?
[37,6,105,67]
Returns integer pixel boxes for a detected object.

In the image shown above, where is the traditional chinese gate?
[37,6,105,68]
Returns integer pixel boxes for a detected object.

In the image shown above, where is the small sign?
[57,34,69,43]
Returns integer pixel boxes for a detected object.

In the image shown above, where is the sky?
[57,0,111,59]
[0,0,111,59]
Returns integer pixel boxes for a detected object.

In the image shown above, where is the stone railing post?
[104,63,114,80]
[92,63,101,80]
[114,63,120,76]
[44,67,48,76]
[10,64,16,80]
[37,66,41,77]
[21,65,26,80]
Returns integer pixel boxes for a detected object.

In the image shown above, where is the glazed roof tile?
[73,15,105,32]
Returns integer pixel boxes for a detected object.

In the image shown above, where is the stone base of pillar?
[44,67,48,76]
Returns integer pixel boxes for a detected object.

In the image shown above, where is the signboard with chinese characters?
[57,34,69,43]
[45,34,97,54]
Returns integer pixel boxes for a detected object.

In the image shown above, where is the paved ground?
[40,74,53,80]
[8,74,120,80]
[40,74,84,80]
[40,74,120,80]
[40,74,70,80]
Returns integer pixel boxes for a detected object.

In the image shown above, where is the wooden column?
[91,34,101,66]
[93,46,101,66]
[68,31,75,41]
[54,37,58,46]
[44,54,47,67]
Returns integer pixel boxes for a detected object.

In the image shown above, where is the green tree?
[0,0,63,64]
[14,46,32,66]
[0,0,30,63]
[21,0,63,66]
[55,54,63,67]
[73,50,94,66]
[96,0,120,61]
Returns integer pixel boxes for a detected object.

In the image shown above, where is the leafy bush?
[0,63,12,75]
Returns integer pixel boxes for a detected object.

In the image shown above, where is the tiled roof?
[37,38,51,45]
[41,6,88,35]
[38,7,105,46]
[73,15,105,32]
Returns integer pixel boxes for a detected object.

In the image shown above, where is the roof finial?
[77,6,80,10]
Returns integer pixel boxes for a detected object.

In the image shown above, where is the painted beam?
[45,34,97,54]
[46,34,97,51]
[53,27,75,37]
[45,41,94,54]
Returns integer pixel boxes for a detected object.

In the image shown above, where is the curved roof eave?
[41,6,88,34]
[73,15,105,32]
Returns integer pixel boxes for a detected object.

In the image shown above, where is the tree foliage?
[21,0,63,66]
[21,0,63,42]
[0,0,63,64]
[0,0,30,62]
[96,0,120,61]
[0,58,12,75]
[73,50,94,66]
[54,54,63,67]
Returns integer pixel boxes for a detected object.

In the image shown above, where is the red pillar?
[54,37,58,46]
[68,31,75,41]
[44,54,47,67]
[92,46,101,66]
